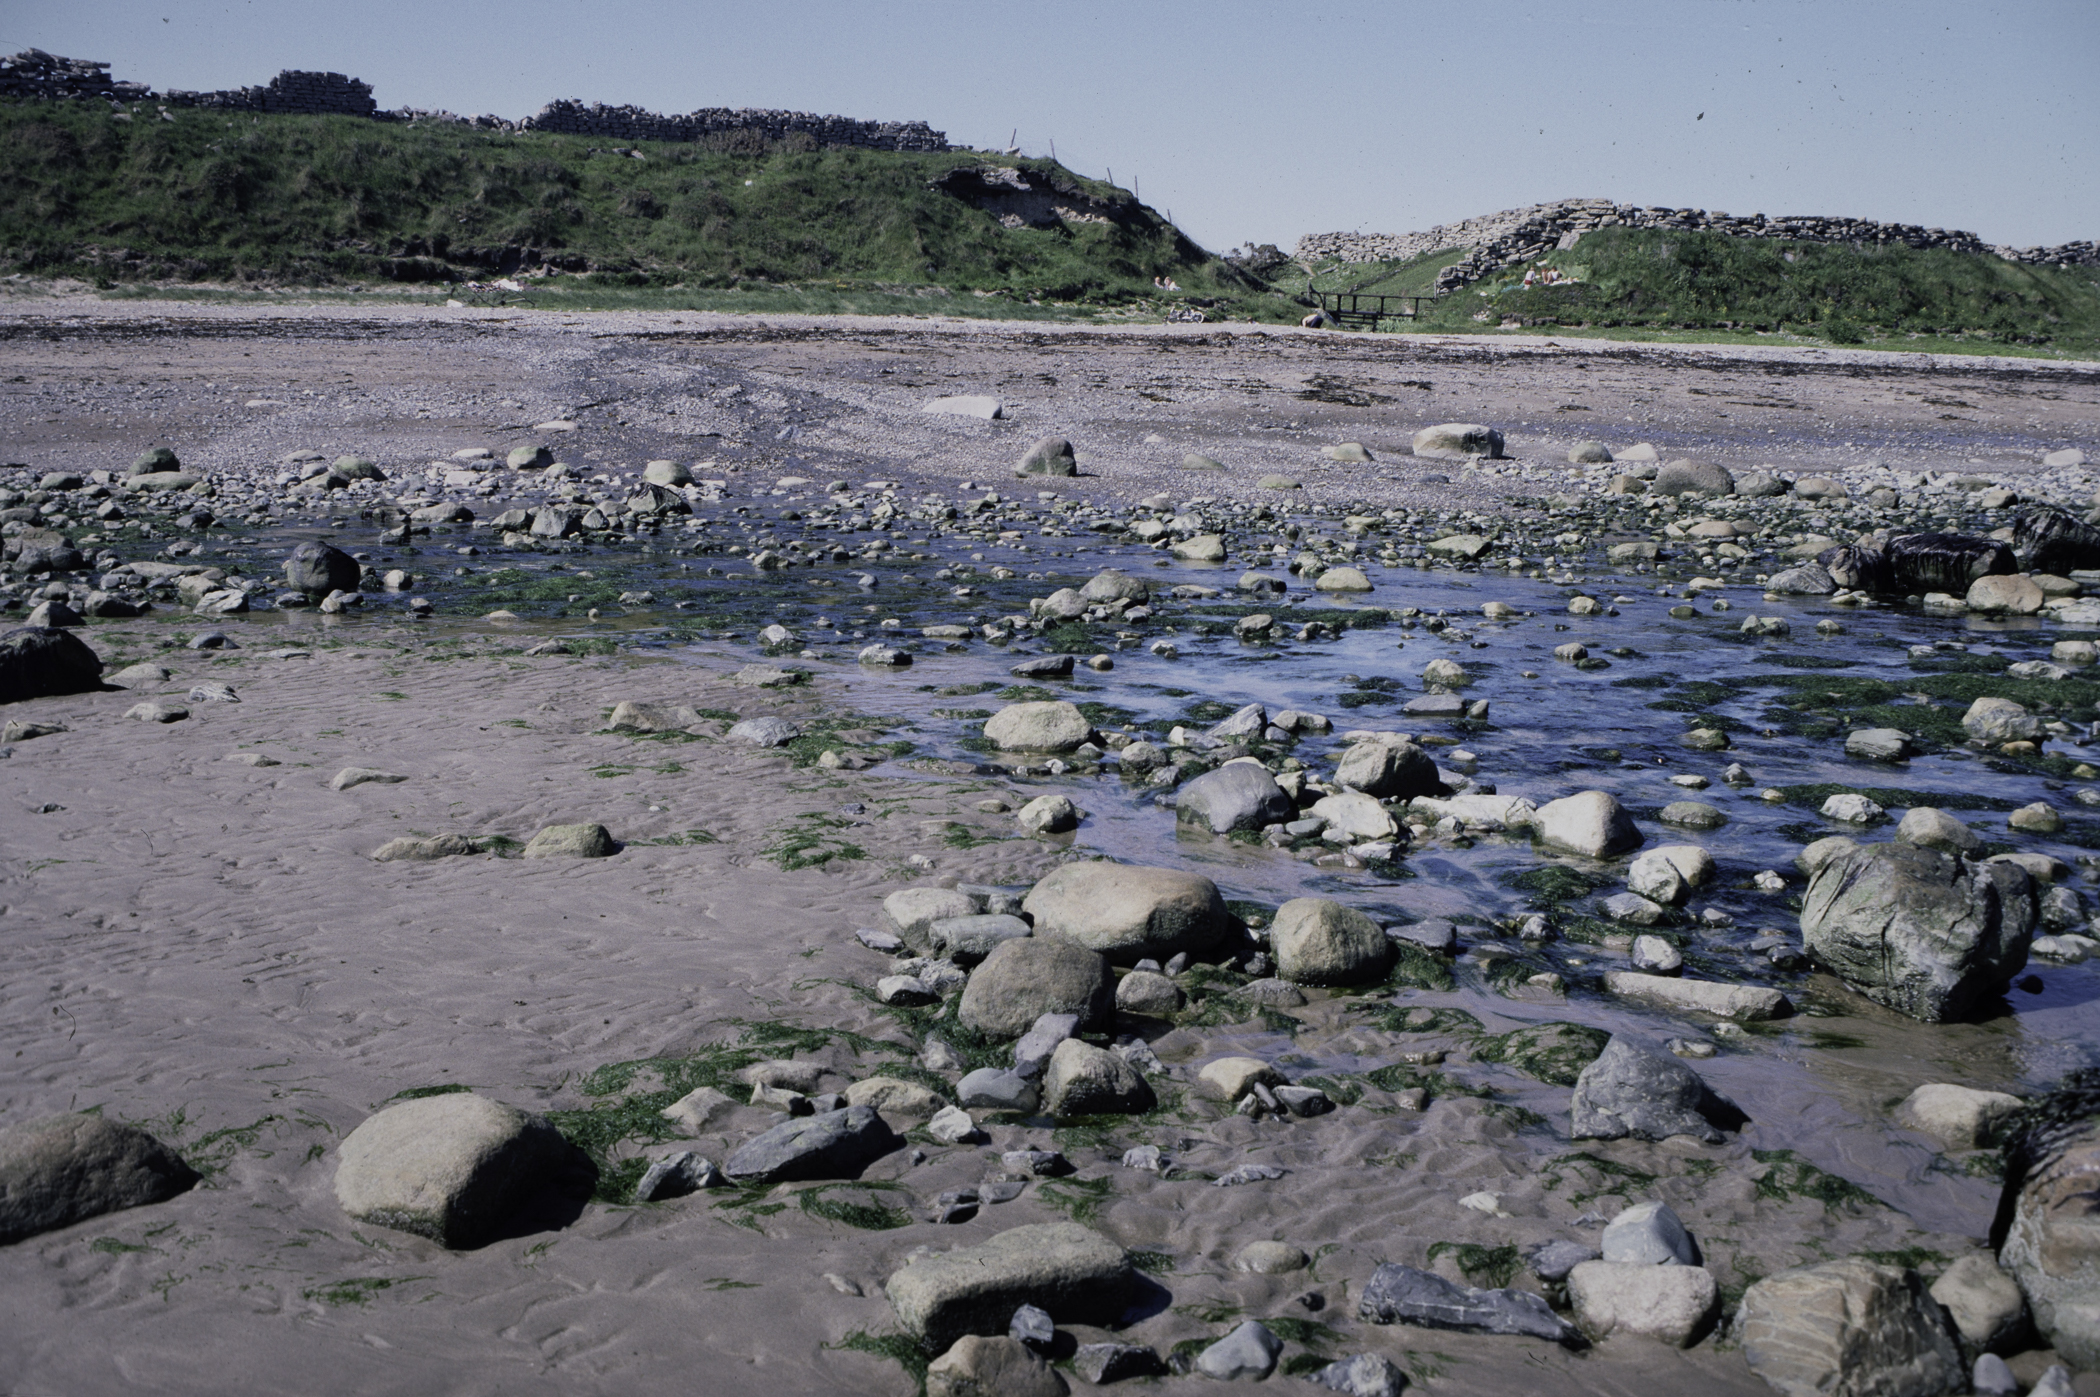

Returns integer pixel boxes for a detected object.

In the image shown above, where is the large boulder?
[1967,574,2045,615]
[1271,898,1393,986]
[1333,740,1440,799]
[1080,570,1149,603]
[1022,862,1228,962]
[984,701,1091,752]
[1175,762,1291,834]
[927,1336,1068,1397]
[0,626,104,703]
[1570,1037,1743,1144]
[1736,1259,1963,1397]
[1015,437,1077,477]
[1411,424,1504,460]
[722,1106,901,1184]
[333,1093,584,1248]
[886,1221,1133,1350]
[1998,1101,2100,1366]
[0,1113,199,1244]
[284,541,361,597]
[1533,790,1643,858]
[957,937,1114,1037]
[1653,459,1734,497]
[1567,1261,1717,1347]
[881,887,982,950]
[1963,697,2043,745]
[1801,841,2035,1021]
[1040,1039,1155,1116]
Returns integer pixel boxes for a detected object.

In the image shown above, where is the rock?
[1009,655,1073,680]
[1427,533,1492,559]
[727,716,800,747]
[0,1113,199,1244]
[1071,1344,1164,1384]
[131,446,180,475]
[1180,453,1225,472]
[956,1069,1039,1114]
[1799,836,1862,874]
[957,937,1114,1037]
[1175,762,1291,835]
[1928,1253,2026,1352]
[1766,562,1838,594]
[634,1150,724,1200]
[844,1077,946,1121]
[884,1221,1132,1350]
[1897,1084,2023,1150]
[1737,1260,1963,1397]
[923,395,1004,420]
[1602,1200,1698,1265]
[1801,841,2035,1021]
[1115,970,1183,1015]
[1312,790,1399,841]
[1569,440,1614,464]
[608,701,708,733]
[926,1105,980,1145]
[724,1106,900,1184]
[882,888,982,948]
[1534,791,1644,858]
[333,1093,581,1248]
[1041,1039,1155,1116]
[1272,897,1394,985]
[1654,460,1735,497]
[927,1336,1067,1397]
[1012,1013,1080,1079]
[1333,739,1440,799]
[329,767,406,792]
[522,823,617,858]
[929,914,1032,965]
[2011,802,2064,834]
[1309,1354,1407,1397]
[1820,793,1887,825]
[1412,423,1504,460]
[372,833,478,862]
[1196,1321,1283,1380]
[1973,1354,2018,1396]
[1234,1240,1309,1274]
[1605,971,1790,1021]
[284,541,360,596]
[1015,437,1076,478]
[125,699,188,723]
[1628,852,1690,905]
[642,459,692,487]
[107,662,169,689]
[985,701,1091,752]
[1997,1111,2100,1365]
[858,643,912,667]
[1358,1263,1582,1345]
[0,626,104,702]
[1847,728,1914,762]
[1630,935,1683,974]
[1570,1037,1743,1144]
[1967,574,2045,615]
[660,1086,738,1133]
[23,599,81,629]
[877,975,938,1006]
[1568,1261,1717,1347]
[1169,533,1226,562]
[1021,862,1227,962]
[507,444,552,469]
[1198,1057,1285,1101]
[1316,566,1372,592]
[1964,697,2043,744]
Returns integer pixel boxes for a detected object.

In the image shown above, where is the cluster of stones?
[0,48,151,103]
[1298,197,2100,293]
[522,98,948,151]
[162,69,376,117]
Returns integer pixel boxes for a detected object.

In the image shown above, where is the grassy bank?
[0,102,1291,316]
[1304,227,2100,357]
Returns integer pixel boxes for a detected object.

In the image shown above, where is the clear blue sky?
[7,0,2094,253]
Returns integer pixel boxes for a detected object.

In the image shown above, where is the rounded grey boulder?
[885,1221,1133,1350]
[1016,437,1077,477]
[1333,740,1440,800]
[1021,861,1228,963]
[959,937,1114,1038]
[284,541,361,598]
[333,1093,581,1249]
[984,701,1091,752]
[1272,897,1394,986]
[1654,459,1735,497]
[1412,423,1504,460]
[1175,762,1291,834]
[0,1113,199,1244]
[522,823,617,858]
[1570,1037,1743,1144]
[0,626,104,704]
[1040,1039,1155,1116]
[723,1105,900,1185]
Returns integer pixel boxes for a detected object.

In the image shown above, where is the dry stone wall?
[1299,197,2098,292]
[0,48,946,150]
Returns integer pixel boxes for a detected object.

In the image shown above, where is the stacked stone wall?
[521,99,947,151]
[1299,197,2099,291]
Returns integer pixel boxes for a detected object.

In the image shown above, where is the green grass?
[0,103,1284,316]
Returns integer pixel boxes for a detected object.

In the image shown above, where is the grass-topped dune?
[0,102,1271,316]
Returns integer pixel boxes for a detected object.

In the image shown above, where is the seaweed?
[1502,864,1616,907]
[302,1275,431,1307]
[1751,1148,1884,1212]
[1036,1176,1116,1225]
[1474,1022,1611,1086]
[1542,1152,1659,1204]
[798,1182,913,1230]
[1426,1242,1523,1289]
[826,1330,931,1393]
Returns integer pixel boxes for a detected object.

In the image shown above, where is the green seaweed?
[1426,1241,1522,1289]
[1036,1176,1115,1225]
[1542,1152,1659,1204]
[301,1275,430,1307]
[1751,1148,1884,1212]
[827,1330,931,1393]
[798,1182,913,1230]
[1473,1022,1611,1087]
